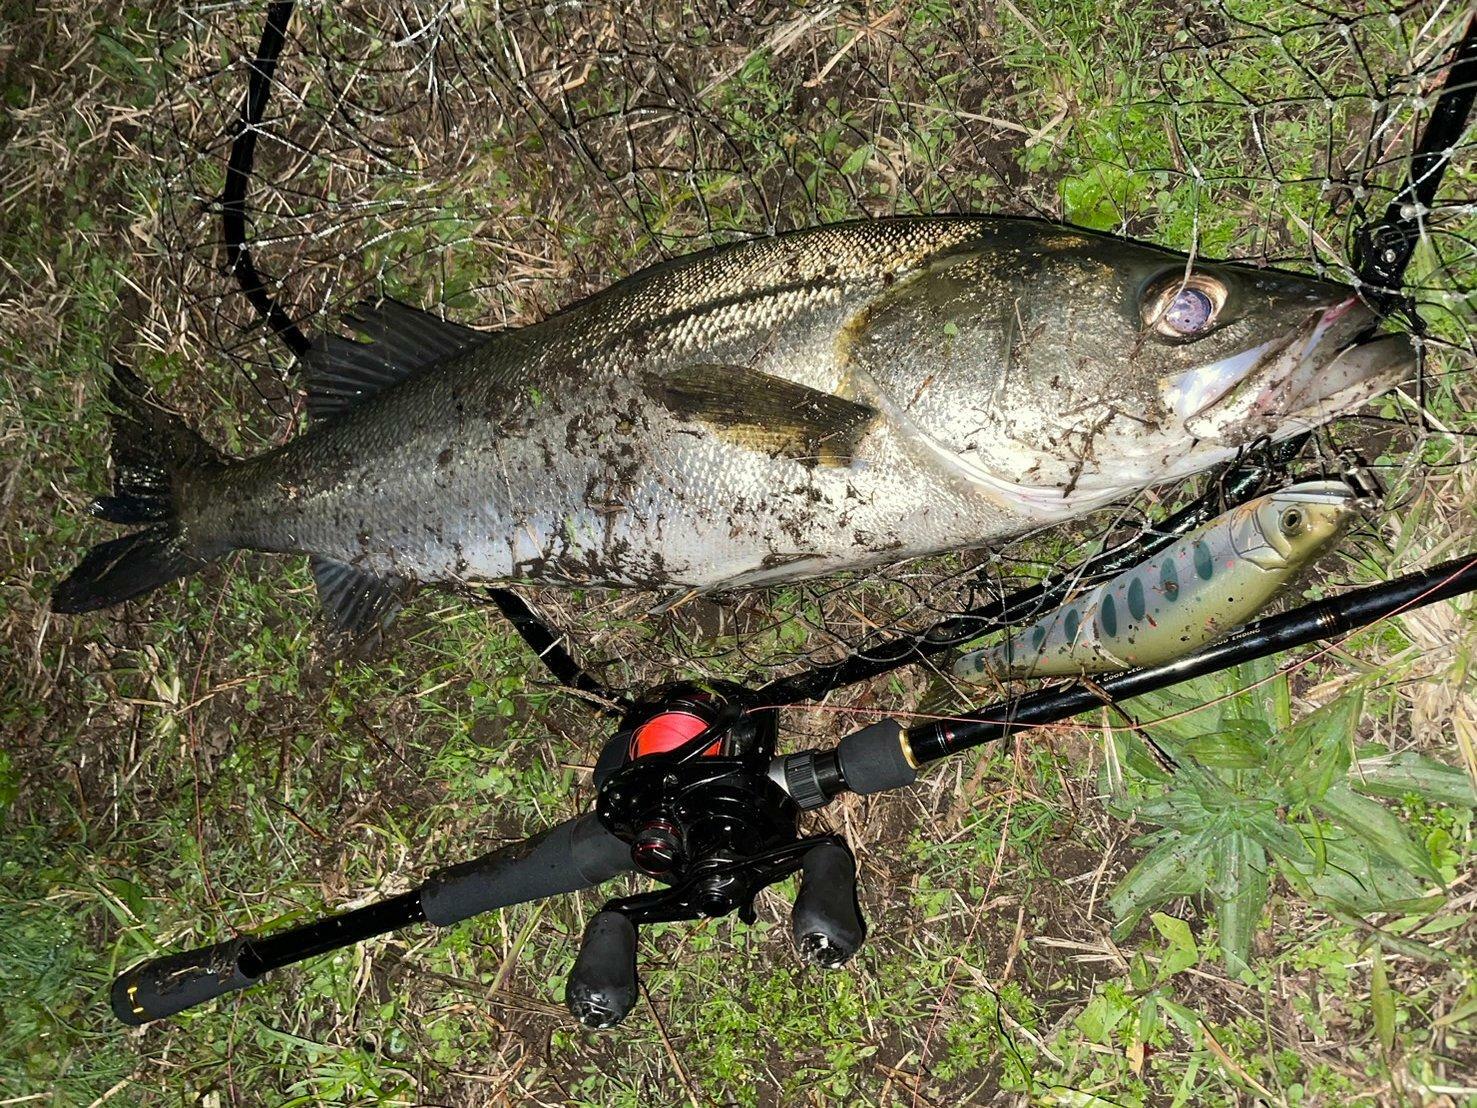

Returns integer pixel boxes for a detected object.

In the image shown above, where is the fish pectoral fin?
[310,557,411,648]
[306,298,486,422]
[649,364,876,465]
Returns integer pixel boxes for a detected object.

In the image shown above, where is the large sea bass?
[54,217,1410,638]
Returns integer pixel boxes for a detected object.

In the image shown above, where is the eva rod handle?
[419,813,634,926]
[837,719,917,794]
[791,842,866,967]
[775,720,918,808]
[566,910,639,1029]
[111,938,258,1026]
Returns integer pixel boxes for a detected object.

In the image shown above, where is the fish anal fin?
[306,298,485,422]
[310,557,410,649]
[651,364,875,466]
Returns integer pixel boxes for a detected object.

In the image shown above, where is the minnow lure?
[954,480,1358,681]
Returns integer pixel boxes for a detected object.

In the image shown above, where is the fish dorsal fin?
[650,364,876,466]
[310,557,410,648]
[305,298,485,422]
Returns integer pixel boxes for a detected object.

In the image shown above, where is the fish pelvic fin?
[310,557,411,652]
[52,367,226,614]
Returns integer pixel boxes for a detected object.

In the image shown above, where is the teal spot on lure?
[1161,557,1180,599]
[953,480,1357,681]
[1127,576,1146,621]
[1193,539,1215,581]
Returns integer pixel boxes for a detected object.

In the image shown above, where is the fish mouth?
[1177,297,1415,443]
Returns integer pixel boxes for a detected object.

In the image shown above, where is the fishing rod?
[110,551,1477,1028]
[220,0,612,700]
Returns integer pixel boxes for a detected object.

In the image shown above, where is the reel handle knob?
[566,911,639,1029]
[791,842,866,968]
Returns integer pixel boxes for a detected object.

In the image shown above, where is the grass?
[3,0,1476,1104]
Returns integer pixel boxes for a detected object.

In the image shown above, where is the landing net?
[140,0,1475,698]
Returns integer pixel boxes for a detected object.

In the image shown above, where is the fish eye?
[1143,273,1227,339]
[1279,507,1304,535]
[1164,289,1213,332]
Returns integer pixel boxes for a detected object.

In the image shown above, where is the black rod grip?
[420,813,633,926]
[836,719,916,794]
[566,911,639,1029]
[111,938,259,1026]
[791,842,866,967]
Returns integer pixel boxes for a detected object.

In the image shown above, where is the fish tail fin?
[52,367,226,613]
[51,528,212,613]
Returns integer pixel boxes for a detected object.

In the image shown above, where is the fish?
[51,217,1411,641]
[953,479,1358,681]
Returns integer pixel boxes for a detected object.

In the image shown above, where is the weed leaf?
[1149,912,1199,979]
[1210,831,1267,975]
[1316,782,1442,884]
[1351,751,1477,807]
[1108,832,1214,938]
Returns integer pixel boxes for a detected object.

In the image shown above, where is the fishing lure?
[954,480,1358,681]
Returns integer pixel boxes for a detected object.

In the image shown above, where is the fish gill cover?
[131,0,1474,697]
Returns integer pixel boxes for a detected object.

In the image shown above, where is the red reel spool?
[628,709,722,760]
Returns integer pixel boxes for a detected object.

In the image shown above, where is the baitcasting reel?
[566,683,866,1028]
[107,677,914,1030]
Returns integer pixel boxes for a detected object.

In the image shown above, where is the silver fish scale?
[568,218,987,395]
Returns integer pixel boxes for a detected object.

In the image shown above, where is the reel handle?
[791,841,866,967]
[566,911,639,1029]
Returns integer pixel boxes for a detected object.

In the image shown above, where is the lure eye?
[1279,507,1304,535]
[1144,273,1227,339]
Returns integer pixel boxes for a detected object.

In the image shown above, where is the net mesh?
[132,0,1476,699]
